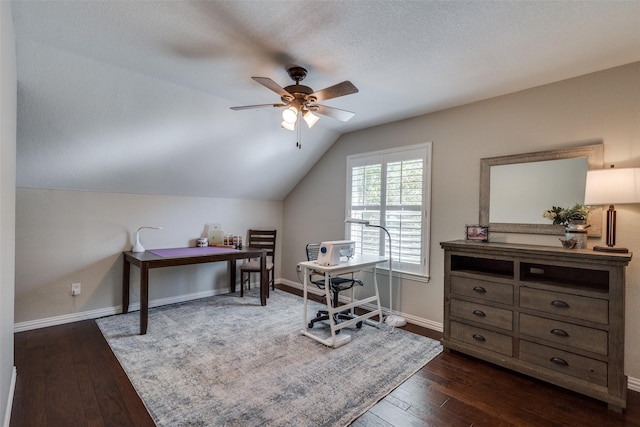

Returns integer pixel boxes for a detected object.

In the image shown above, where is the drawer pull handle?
[473,286,487,294]
[550,300,570,309]
[472,310,486,317]
[472,334,486,342]
[551,328,569,337]
[550,357,569,367]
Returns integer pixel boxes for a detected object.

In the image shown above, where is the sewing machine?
[316,240,356,266]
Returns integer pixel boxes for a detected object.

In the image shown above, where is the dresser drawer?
[451,298,513,331]
[451,276,513,304]
[519,313,608,355]
[519,340,607,387]
[450,321,513,356]
[520,287,608,324]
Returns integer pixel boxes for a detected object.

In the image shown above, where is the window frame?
[345,142,432,279]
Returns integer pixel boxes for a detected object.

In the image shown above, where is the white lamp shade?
[281,120,295,131]
[282,106,298,124]
[303,110,319,128]
[584,167,640,205]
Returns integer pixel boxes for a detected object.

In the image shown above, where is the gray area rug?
[97,289,442,426]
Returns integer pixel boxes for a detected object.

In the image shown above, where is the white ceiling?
[11,1,640,200]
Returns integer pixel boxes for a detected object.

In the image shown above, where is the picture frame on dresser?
[465,225,489,242]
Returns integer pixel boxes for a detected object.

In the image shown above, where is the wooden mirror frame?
[479,143,604,235]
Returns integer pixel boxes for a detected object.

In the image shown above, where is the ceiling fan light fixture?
[281,120,295,131]
[282,106,298,124]
[231,66,359,146]
[303,110,319,128]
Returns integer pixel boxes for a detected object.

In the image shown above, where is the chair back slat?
[306,243,320,262]
[247,230,277,260]
[305,243,325,285]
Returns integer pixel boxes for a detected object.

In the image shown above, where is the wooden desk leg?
[260,252,267,306]
[229,260,237,293]
[140,264,149,335]
[122,257,130,314]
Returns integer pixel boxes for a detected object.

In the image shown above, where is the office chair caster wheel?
[308,322,314,328]
[356,321,363,329]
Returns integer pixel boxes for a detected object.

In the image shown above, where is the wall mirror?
[479,143,603,235]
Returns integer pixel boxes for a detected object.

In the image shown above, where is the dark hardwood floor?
[12,320,155,427]
[11,285,640,426]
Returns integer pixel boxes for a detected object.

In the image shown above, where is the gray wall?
[1,1,17,422]
[14,189,283,327]
[282,61,640,382]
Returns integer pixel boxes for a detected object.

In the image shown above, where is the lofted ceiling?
[11,1,640,200]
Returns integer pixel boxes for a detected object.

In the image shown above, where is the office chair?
[240,229,276,297]
[305,243,363,331]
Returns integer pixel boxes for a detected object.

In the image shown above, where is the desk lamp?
[132,226,163,252]
[584,166,640,253]
[345,218,407,327]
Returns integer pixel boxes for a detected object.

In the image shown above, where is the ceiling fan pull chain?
[296,111,302,149]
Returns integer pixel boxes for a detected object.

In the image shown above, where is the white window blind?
[346,143,431,277]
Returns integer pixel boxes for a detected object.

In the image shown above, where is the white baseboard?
[3,366,16,427]
[122,288,223,314]
[14,306,120,333]
[13,288,227,333]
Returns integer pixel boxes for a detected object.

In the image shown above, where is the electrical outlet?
[71,283,81,296]
[296,264,302,272]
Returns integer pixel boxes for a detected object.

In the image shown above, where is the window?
[346,143,431,278]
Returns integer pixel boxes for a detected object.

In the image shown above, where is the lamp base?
[385,314,407,328]
[593,245,629,253]
[131,243,145,252]
[132,234,145,252]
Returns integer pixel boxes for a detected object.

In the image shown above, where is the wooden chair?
[240,229,276,297]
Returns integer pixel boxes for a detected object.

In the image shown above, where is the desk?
[123,246,266,334]
[299,255,386,348]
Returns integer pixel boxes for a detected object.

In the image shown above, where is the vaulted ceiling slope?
[11,1,640,200]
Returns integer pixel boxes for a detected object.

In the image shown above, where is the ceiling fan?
[230,66,359,133]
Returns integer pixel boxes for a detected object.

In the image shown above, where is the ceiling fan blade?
[252,77,293,99]
[309,81,358,102]
[230,103,286,111]
[312,104,355,122]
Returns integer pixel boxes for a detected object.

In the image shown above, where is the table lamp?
[584,166,640,253]
[132,226,163,252]
[345,218,407,327]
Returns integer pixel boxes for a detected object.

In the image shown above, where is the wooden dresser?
[440,240,632,411]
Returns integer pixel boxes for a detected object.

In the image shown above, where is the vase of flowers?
[543,204,590,249]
